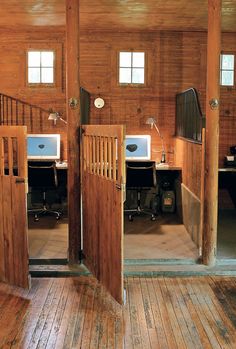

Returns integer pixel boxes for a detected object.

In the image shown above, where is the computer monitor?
[27,134,60,160]
[125,135,151,160]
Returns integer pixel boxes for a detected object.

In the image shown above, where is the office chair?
[125,161,157,221]
[28,161,61,221]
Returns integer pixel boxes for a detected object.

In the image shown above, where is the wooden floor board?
[0,276,236,348]
[164,278,201,349]
[176,277,213,349]
[158,278,187,349]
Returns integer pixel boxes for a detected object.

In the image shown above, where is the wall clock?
[94,97,105,109]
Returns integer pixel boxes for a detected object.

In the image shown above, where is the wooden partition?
[175,137,204,251]
[0,126,29,288]
[82,125,125,303]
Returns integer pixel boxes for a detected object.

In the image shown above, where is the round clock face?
[94,97,105,109]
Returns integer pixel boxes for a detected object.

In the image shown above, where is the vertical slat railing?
[0,93,51,133]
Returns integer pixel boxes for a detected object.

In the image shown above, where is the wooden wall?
[175,137,203,248]
[80,31,206,164]
[0,28,67,159]
[1,28,236,166]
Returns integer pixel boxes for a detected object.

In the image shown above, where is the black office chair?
[28,161,61,221]
[125,161,157,221]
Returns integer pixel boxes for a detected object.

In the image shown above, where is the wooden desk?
[156,164,182,171]
[219,167,236,172]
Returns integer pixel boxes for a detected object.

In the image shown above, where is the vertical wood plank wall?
[175,138,203,248]
[0,29,236,166]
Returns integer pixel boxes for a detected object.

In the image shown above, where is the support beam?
[66,0,81,264]
[202,0,221,265]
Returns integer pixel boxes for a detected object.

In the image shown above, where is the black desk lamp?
[146,117,166,163]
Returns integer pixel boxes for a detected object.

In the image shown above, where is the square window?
[132,68,144,83]
[221,70,234,86]
[28,68,40,83]
[41,68,54,83]
[119,52,132,67]
[41,52,54,67]
[119,51,145,85]
[28,52,40,67]
[132,52,145,68]
[27,50,54,84]
[220,54,235,86]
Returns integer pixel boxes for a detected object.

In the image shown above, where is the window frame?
[118,51,146,86]
[26,49,56,87]
[220,53,235,87]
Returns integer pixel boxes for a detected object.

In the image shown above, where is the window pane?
[28,68,40,83]
[221,70,234,86]
[41,68,54,83]
[221,54,234,70]
[28,52,40,67]
[119,68,131,83]
[119,52,131,67]
[41,51,54,67]
[132,68,144,83]
[132,52,145,67]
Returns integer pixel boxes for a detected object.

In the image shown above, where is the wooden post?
[66,0,81,264]
[202,0,221,265]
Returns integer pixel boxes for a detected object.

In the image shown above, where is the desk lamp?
[48,112,67,125]
[146,117,166,163]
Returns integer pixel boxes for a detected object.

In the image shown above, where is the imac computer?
[125,135,151,160]
[27,134,60,160]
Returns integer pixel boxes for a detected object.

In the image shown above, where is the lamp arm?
[153,123,165,153]
[59,117,67,124]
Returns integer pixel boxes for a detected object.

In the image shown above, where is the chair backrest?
[126,161,156,189]
[28,161,58,188]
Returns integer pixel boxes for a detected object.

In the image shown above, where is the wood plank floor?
[0,276,236,348]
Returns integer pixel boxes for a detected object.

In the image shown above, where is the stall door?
[82,125,125,304]
[0,126,30,288]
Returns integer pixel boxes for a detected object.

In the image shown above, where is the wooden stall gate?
[81,125,125,304]
[0,126,30,288]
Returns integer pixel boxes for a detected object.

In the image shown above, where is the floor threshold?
[124,258,199,266]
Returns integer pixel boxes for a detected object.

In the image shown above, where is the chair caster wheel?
[128,215,133,222]
[56,215,61,220]
[151,216,156,221]
[34,216,39,222]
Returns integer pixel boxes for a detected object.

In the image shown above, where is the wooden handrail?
[0,93,51,133]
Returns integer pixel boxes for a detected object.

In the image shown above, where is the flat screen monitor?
[125,135,151,160]
[27,134,60,160]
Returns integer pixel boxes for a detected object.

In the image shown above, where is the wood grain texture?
[1,1,236,32]
[202,0,221,266]
[175,138,202,199]
[66,0,82,264]
[0,29,67,160]
[0,126,29,288]
[1,276,236,349]
[0,28,236,168]
[82,125,125,304]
